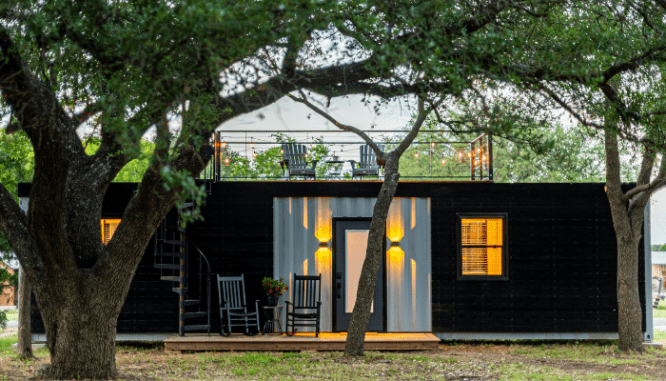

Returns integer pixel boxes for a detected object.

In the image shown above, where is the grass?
[0,338,664,380]
[509,342,649,365]
[3,310,17,322]
[654,300,666,318]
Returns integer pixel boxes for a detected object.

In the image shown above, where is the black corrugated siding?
[27,181,645,334]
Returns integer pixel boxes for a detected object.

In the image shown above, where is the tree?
[432,1,666,350]
[289,92,440,356]
[2,2,655,377]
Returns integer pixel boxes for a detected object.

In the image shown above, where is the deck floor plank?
[164,332,440,352]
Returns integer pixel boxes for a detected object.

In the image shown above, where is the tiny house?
[20,181,653,341]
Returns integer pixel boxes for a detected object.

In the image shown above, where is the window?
[100,219,121,245]
[457,213,507,280]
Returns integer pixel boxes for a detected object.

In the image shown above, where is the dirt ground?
[1,338,665,380]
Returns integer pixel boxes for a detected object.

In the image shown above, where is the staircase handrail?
[185,237,212,333]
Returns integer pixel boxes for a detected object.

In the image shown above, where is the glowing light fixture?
[280,148,285,154]
[252,151,257,158]
[224,157,230,166]
[441,158,446,166]
[431,142,435,147]
[414,152,419,158]
[250,140,254,149]
[222,141,227,148]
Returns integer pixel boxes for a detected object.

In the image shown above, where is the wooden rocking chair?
[217,274,260,336]
[350,144,383,179]
[285,274,322,337]
[281,143,318,180]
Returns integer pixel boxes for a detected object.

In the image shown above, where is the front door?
[333,219,385,332]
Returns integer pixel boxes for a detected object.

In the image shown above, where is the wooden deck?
[164,332,440,352]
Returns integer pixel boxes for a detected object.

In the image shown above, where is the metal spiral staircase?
[154,201,212,336]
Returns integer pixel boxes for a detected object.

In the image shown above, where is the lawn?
[0,333,665,380]
[654,300,666,318]
[3,310,17,322]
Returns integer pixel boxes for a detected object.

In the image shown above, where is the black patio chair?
[285,273,322,337]
[350,144,384,180]
[281,143,318,180]
[217,274,260,336]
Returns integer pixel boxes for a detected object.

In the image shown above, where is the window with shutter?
[100,219,121,245]
[457,213,507,280]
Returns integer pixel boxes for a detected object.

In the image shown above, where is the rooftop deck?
[201,130,493,182]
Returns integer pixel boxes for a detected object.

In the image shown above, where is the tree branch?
[623,153,666,202]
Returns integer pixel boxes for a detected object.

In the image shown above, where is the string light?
[224,157,230,166]
[222,141,227,148]
[252,151,257,158]
[441,158,446,166]
[250,140,254,149]
[280,148,284,154]
[414,152,419,158]
[431,142,435,148]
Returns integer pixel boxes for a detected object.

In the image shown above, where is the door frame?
[331,217,387,332]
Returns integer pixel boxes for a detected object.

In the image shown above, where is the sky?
[651,190,666,245]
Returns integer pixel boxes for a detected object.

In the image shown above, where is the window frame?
[456,212,509,281]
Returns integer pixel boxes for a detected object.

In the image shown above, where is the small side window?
[100,219,121,245]
[457,213,508,280]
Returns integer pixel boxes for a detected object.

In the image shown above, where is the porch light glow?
[387,200,404,243]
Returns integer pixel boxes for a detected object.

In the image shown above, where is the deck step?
[180,300,200,308]
[163,240,186,246]
[181,312,208,320]
[155,251,187,258]
[182,325,210,332]
[155,264,182,271]
[160,276,182,282]
[173,287,188,295]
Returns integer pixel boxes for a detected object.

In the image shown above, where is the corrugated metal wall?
[274,197,431,332]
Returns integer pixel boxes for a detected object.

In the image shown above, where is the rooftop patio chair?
[281,143,318,180]
[217,274,260,336]
[350,144,384,180]
[285,274,322,337]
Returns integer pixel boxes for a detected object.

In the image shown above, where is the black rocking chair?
[285,274,322,337]
[217,274,260,336]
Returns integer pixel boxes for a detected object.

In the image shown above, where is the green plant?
[262,277,288,297]
[0,310,6,330]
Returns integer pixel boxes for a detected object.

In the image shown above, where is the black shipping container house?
[19,181,654,341]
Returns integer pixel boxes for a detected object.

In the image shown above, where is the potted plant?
[262,277,288,306]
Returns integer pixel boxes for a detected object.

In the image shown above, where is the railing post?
[488,135,493,181]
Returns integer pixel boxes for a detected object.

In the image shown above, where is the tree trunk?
[41,297,119,379]
[344,161,400,356]
[17,268,32,358]
[616,232,644,352]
